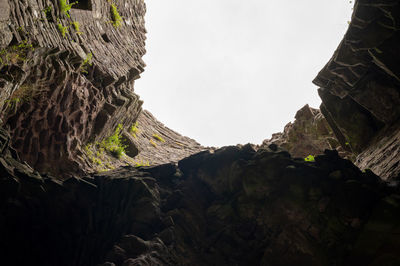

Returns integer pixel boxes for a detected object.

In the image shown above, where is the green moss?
[130,122,139,138]
[80,52,93,73]
[59,0,77,18]
[57,23,68,37]
[134,160,150,167]
[100,124,127,158]
[304,155,315,162]
[152,134,165,142]
[110,3,122,27]
[149,139,157,147]
[0,40,34,66]
[83,124,127,172]
[71,21,82,34]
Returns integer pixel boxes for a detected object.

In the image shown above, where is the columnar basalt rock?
[313,0,400,179]
[0,0,146,176]
[126,110,206,165]
[1,131,399,265]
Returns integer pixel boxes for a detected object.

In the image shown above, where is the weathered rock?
[127,110,206,165]
[0,0,146,177]
[355,123,400,181]
[313,0,400,179]
[1,0,400,265]
[261,104,352,159]
[1,123,399,266]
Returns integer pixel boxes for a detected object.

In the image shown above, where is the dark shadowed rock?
[313,0,400,179]
[261,104,352,159]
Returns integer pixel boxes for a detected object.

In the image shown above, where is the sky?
[135,0,353,147]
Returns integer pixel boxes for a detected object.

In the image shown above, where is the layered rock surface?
[1,126,399,265]
[0,0,146,176]
[128,109,205,165]
[313,0,400,179]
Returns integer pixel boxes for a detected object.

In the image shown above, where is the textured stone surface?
[261,104,352,159]
[355,123,400,180]
[0,0,146,176]
[77,109,206,174]
[128,110,206,165]
[314,0,400,179]
[1,134,399,265]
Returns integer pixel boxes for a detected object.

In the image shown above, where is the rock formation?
[0,0,147,176]
[261,104,352,160]
[313,0,400,180]
[0,0,400,265]
[1,126,399,265]
[0,0,204,177]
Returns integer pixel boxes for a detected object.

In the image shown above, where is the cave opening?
[72,0,92,11]
[136,0,354,147]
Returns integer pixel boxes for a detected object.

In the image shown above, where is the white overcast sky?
[135,0,353,147]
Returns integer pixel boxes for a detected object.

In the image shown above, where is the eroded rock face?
[0,0,146,176]
[261,104,351,159]
[0,139,400,265]
[313,0,400,179]
[1,127,400,266]
[127,110,206,165]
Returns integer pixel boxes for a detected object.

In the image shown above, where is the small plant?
[149,139,157,147]
[71,21,82,34]
[110,3,122,27]
[304,155,315,162]
[57,23,68,37]
[130,122,139,138]
[42,6,53,21]
[152,134,165,142]
[59,0,77,18]
[100,124,127,158]
[4,98,21,114]
[0,40,34,66]
[80,52,93,73]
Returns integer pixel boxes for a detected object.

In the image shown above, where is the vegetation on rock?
[110,2,122,27]
[59,0,76,18]
[152,133,165,142]
[80,52,93,73]
[0,40,34,66]
[57,23,68,37]
[304,155,315,162]
[149,138,157,147]
[71,21,82,34]
[130,122,139,138]
[101,124,127,159]
[42,6,53,21]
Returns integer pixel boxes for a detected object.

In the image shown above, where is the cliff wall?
[313,0,400,180]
